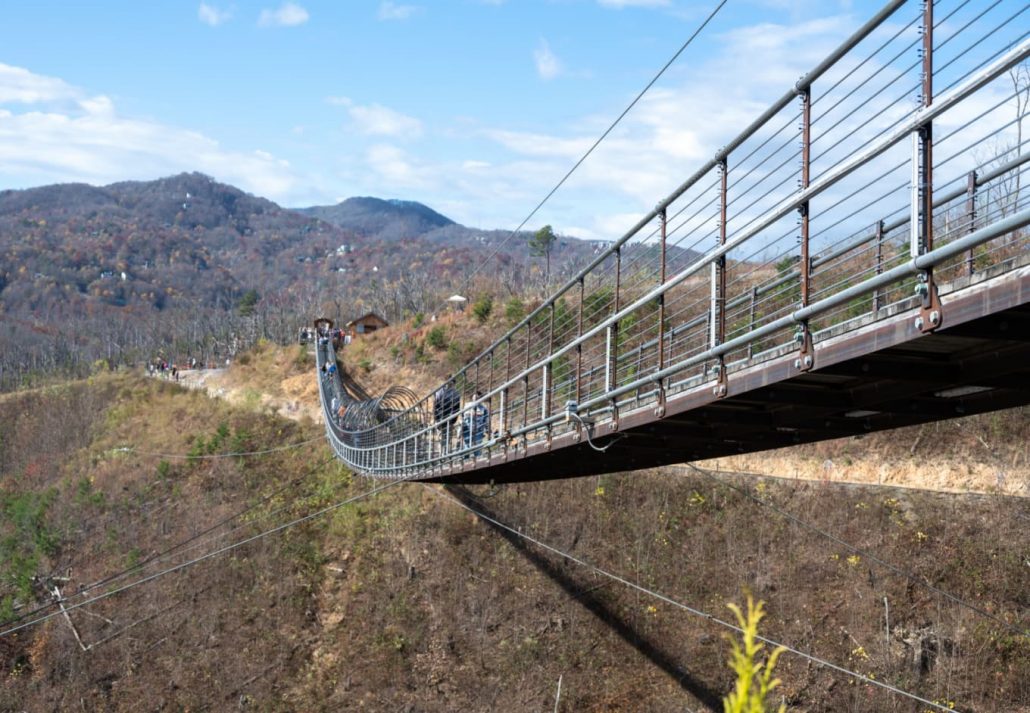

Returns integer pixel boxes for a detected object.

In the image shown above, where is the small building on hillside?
[346,312,389,336]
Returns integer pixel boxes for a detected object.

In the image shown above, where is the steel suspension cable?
[465,0,729,283]
[115,436,324,460]
[1,455,342,630]
[0,478,405,639]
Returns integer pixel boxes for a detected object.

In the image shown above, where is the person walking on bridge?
[433,380,460,455]
[462,391,490,458]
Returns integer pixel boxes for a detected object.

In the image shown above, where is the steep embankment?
[177,340,322,424]
[0,361,1027,711]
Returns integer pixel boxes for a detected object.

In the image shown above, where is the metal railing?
[318,0,1030,480]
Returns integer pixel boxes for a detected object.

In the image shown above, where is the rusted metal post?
[523,325,531,430]
[873,220,885,313]
[607,248,621,393]
[796,87,814,372]
[712,158,730,394]
[965,169,977,275]
[747,285,757,359]
[915,0,942,332]
[543,302,555,420]
[503,337,511,435]
[800,89,811,308]
[576,278,585,402]
[657,208,667,374]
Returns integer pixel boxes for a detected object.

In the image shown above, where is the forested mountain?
[0,172,697,390]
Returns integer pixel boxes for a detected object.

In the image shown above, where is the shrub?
[723,595,786,713]
[426,326,447,350]
[472,295,493,324]
[505,297,525,326]
[412,312,425,329]
[359,358,373,373]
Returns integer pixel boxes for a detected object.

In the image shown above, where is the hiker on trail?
[433,380,460,453]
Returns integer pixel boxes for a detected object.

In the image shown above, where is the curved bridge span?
[317,0,1030,484]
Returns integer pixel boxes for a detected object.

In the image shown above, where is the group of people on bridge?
[433,381,490,457]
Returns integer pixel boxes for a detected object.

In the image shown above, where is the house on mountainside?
[345,312,389,336]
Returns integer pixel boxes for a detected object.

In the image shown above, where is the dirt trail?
[174,367,323,424]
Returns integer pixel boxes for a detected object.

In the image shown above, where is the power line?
[79,456,341,596]
[683,464,1028,637]
[423,484,959,713]
[2,455,340,632]
[113,435,325,460]
[0,478,404,639]
[5,457,341,630]
[465,0,729,283]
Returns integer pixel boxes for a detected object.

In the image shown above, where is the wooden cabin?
[345,312,389,336]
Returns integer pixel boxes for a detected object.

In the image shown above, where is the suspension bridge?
[317,0,1030,484]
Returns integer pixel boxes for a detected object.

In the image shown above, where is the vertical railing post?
[503,337,511,440]
[712,159,729,396]
[576,278,585,404]
[545,303,555,419]
[488,349,494,395]
[498,388,506,441]
[657,208,667,373]
[873,220,885,313]
[747,285,757,359]
[606,248,621,426]
[795,86,814,373]
[486,349,495,438]
[651,210,667,415]
[965,169,977,276]
[522,325,530,432]
[915,0,942,332]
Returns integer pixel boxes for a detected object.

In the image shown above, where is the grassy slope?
[0,373,352,711]
[1,345,1027,711]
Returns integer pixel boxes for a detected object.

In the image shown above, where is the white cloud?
[534,40,562,81]
[0,64,298,202]
[344,101,423,139]
[198,3,232,26]
[325,95,352,107]
[378,1,419,21]
[365,144,428,188]
[258,2,309,27]
[0,63,78,104]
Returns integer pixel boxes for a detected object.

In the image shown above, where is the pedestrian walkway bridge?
[316,0,1030,484]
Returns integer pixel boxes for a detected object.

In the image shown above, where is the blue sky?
[0,0,992,239]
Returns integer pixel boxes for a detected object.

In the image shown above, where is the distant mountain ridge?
[297,196,455,242]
